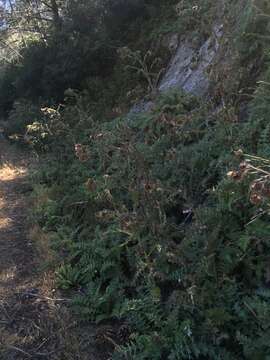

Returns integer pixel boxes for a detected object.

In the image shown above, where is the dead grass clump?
[29,225,56,267]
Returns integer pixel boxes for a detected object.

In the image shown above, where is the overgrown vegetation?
[2,0,270,358]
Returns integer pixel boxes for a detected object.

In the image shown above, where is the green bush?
[31,85,270,358]
[4,99,42,137]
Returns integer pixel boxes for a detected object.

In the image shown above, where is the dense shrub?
[0,63,18,118]
[0,0,172,119]
[30,82,270,358]
[4,99,42,137]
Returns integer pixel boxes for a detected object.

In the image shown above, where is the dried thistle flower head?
[239,161,248,171]
[250,181,263,192]
[250,193,263,205]
[85,178,96,192]
[249,177,270,202]
[74,144,89,162]
[262,182,270,197]
[227,170,241,180]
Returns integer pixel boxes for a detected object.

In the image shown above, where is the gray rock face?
[129,99,154,115]
[159,24,223,97]
[128,24,223,116]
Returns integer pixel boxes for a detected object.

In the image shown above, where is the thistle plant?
[118,46,164,95]
[228,150,270,205]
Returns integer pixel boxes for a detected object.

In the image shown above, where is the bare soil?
[0,140,106,360]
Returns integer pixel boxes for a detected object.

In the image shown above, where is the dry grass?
[29,225,56,267]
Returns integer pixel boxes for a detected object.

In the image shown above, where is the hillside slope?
[1,0,270,359]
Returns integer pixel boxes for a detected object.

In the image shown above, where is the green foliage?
[237,0,270,62]
[0,64,19,118]
[6,0,270,358]
[30,80,270,358]
[57,264,85,290]
[0,0,172,123]
[4,99,42,137]
[147,0,215,39]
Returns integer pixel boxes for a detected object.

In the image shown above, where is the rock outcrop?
[159,24,223,96]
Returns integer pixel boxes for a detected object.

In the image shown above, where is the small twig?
[244,301,258,320]
[66,201,88,209]
[5,345,32,358]
[247,164,270,176]
[27,293,71,303]
[34,337,50,352]
[0,303,11,321]
[103,334,123,353]
[244,301,265,331]
[245,153,270,165]
[245,209,268,227]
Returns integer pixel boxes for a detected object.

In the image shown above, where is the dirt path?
[0,140,102,360]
